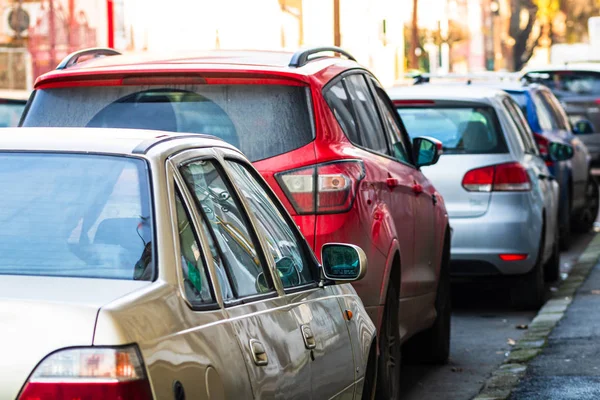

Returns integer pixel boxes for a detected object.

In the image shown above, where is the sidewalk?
[510,260,600,399]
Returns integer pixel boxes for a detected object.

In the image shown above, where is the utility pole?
[333,0,340,47]
[410,0,418,69]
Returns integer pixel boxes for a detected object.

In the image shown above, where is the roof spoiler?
[56,47,121,70]
[289,46,356,68]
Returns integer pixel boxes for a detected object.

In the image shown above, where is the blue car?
[502,83,597,249]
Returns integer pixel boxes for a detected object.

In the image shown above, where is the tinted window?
[226,161,315,288]
[180,159,272,298]
[397,106,507,154]
[0,154,153,280]
[524,71,600,97]
[540,91,569,130]
[0,102,25,127]
[22,85,314,162]
[174,192,214,304]
[345,75,388,154]
[324,81,360,144]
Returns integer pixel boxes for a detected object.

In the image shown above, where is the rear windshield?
[0,102,25,127]
[523,71,600,97]
[396,106,507,154]
[22,85,314,162]
[0,153,153,281]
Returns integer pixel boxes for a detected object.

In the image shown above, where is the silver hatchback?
[389,86,573,308]
[1,128,376,400]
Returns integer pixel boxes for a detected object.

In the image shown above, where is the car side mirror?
[549,142,574,162]
[572,119,595,135]
[412,136,443,168]
[321,243,367,282]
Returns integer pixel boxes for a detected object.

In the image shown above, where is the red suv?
[21,47,451,398]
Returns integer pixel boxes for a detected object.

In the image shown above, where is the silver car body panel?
[389,86,560,276]
[0,128,376,400]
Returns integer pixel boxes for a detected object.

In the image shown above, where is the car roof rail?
[289,46,356,68]
[56,47,121,70]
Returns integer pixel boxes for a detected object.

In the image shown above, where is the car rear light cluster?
[532,133,553,167]
[276,160,365,214]
[462,162,531,192]
[19,346,153,400]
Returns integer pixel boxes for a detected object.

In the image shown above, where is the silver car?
[1,128,376,400]
[389,86,572,308]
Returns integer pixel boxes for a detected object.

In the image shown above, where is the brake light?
[462,162,531,192]
[533,133,553,167]
[499,253,528,261]
[18,346,153,400]
[276,160,365,214]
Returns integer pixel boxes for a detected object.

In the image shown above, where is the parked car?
[522,64,600,165]
[0,89,29,127]
[21,47,451,399]
[1,127,377,400]
[389,85,573,307]
[500,83,598,249]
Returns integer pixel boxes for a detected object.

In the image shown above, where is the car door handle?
[249,339,268,366]
[301,324,317,350]
[412,183,423,195]
[432,194,438,205]
[386,177,399,190]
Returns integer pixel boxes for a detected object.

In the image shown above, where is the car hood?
[0,275,150,399]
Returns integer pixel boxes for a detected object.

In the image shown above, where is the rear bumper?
[449,194,542,276]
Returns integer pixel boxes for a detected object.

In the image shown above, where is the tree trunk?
[510,0,539,71]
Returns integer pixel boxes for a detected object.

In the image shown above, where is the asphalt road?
[399,231,597,400]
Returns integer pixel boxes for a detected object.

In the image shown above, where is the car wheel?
[544,226,560,282]
[404,239,451,364]
[376,283,401,400]
[361,342,378,400]
[573,176,599,233]
[511,230,545,310]
[559,191,571,251]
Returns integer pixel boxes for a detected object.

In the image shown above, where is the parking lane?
[399,232,596,400]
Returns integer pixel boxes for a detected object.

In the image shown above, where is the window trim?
[502,97,540,156]
[174,155,280,305]
[222,156,321,292]
[322,70,417,168]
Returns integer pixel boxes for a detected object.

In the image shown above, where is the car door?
[220,154,357,399]
[171,150,312,400]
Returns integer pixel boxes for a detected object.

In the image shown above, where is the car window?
[531,92,557,131]
[344,74,389,154]
[225,161,315,289]
[180,159,273,298]
[506,92,528,117]
[540,91,569,130]
[0,102,25,127]
[174,191,215,305]
[0,153,153,280]
[324,80,361,145]
[503,98,539,155]
[397,106,507,154]
[22,85,314,162]
[368,78,411,164]
[524,71,600,97]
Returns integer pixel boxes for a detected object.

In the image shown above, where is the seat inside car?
[458,120,494,152]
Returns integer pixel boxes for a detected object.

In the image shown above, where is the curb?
[473,233,600,400]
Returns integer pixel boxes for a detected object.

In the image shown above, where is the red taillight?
[276,160,365,214]
[533,133,554,167]
[18,346,153,400]
[594,98,600,105]
[462,162,531,192]
[499,253,528,261]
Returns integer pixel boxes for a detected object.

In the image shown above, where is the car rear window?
[22,85,314,162]
[0,101,26,127]
[523,71,600,97]
[0,153,154,281]
[396,106,507,154]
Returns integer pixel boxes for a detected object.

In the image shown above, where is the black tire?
[559,191,571,251]
[375,283,401,400]
[404,236,451,364]
[573,176,599,233]
[361,342,378,400]
[544,226,560,282]
[511,229,546,310]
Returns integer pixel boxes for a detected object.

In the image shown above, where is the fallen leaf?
[507,338,516,346]
[516,324,528,330]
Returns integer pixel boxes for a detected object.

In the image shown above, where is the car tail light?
[533,132,553,167]
[18,346,153,400]
[276,160,365,214]
[499,253,528,261]
[462,162,531,192]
